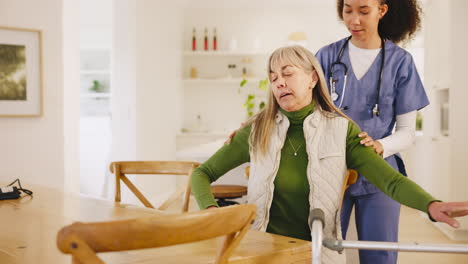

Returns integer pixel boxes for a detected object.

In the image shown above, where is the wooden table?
[0,184,311,263]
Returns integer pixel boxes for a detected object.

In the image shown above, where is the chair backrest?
[110,161,200,212]
[57,204,256,264]
[339,169,358,209]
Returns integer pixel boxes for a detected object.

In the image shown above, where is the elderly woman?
[190,45,468,263]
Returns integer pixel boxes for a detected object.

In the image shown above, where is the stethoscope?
[329,36,385,117]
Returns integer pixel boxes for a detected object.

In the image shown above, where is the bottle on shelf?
[204,28,209,51]
[192,28,197,51]
[195,114,205,132]
[213,28,217,51]
[241,57,254,78]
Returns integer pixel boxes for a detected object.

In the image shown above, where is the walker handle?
[310,208,325,228]
[311,208,326,264]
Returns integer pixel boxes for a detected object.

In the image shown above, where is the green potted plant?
[239,78,268,118]
[89,80,105,93]
[416,111,423,131]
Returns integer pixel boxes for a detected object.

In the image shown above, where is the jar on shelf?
[227,64,237,78]
[190,67,198,79]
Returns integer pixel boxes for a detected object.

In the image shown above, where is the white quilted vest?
[248,109,349,264]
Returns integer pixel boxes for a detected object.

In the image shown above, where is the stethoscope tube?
[329,74,348,109]
[329,36,385,117]
[329,37,350,109]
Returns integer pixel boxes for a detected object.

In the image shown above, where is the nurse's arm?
[377,111,417,158]
[190,125,251,209]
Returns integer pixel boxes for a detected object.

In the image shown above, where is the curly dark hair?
[336,0,422,44]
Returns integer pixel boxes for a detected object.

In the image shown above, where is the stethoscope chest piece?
[331,92,339,101]
[372,104,380,117]
[329,79,339,101]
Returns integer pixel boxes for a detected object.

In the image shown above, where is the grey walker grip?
[310,208,325,229]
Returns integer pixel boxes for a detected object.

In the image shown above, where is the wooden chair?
[211,167,250,207]
[110,161,200,212]
[340,169,358,209]
[211,185,248,206]
[57,204,256,264]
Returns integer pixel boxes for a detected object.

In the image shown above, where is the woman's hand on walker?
[358,131,384,156]
[428,201,468,228]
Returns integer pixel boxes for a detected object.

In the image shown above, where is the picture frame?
[0,26,43,117]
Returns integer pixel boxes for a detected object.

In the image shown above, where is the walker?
[310,208,468,264]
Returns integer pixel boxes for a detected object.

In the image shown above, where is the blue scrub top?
[316,38,430,196]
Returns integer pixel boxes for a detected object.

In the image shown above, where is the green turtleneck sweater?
[190,104,436,241]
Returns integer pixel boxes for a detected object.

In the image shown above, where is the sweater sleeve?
[190,125,251,209]
[345,122,437,213]
[378,111,416,159]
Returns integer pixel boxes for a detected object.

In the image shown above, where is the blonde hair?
[246,45,353,158]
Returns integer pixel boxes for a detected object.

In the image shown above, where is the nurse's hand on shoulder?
[359,131,384,156]
[428,201,468,228]
[224,122,245,145]
[225,130,237,145]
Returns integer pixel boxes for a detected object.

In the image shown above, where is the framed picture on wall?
[0,26,42,117]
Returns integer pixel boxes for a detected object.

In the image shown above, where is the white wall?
[406,0,452,201]
[135,1,183,161]
[109,0,137,203]
[111,0,184,205]
[79,0,113,197]
[447,0,468,236]
[80,0,113,49]
[135,0,183,204]
[448,0,468,202]
[182,7,346,53]
[111,0,137,163]
[63,0,81,192]
[181,4,348,133]
[406,0,468,240]
[421,0,452,201]
[0,0,79,191]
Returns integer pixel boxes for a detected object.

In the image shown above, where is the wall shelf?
[182,40,270,133]
[80,70,110,75]
[183,50,268,56]
[81,93,111,99]
[80,48,112,116]
[177,131,229,137]
[433,85,450,91]
[183,78,264,85]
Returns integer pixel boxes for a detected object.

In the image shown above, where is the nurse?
[316,0,427,263]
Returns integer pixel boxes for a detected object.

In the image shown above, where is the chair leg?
[72,257,83,264]
[216,198,239,207]
[114,165,121,203]
[68,236,105,264]
[214,211,255,264]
